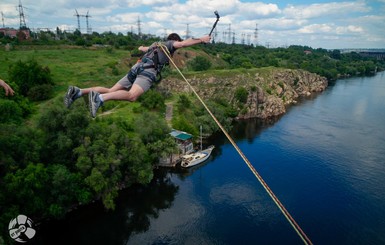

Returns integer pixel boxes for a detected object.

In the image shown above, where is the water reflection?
[34,169,179,245]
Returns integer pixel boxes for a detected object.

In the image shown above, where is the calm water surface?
[37,72,385,245]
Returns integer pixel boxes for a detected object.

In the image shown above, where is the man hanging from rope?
[64,33,211,117]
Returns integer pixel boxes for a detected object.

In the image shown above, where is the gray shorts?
[118,65,156,92]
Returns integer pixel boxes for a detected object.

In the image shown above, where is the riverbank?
[158,67,328,120]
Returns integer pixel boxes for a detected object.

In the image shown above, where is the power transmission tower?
[223,24,233,44]
[74,10,92,34]
[1,12,5,28]
[84,11,92,34]
[17,0,27,29]
[254,23,258,45]
[137,16,142,38]
[74,9,81,31]
[228,24,231,44]
[185,23,190,39]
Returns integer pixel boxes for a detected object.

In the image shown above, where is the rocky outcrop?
[158,68,328,119]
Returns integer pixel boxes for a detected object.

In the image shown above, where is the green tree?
[135,112,170,144]
[0,99,23,123]
[172,114,199,136]
[4,163,50,214]
[139,89,166,111]
[38,98,89,166]
[0,124,42,170]
[48,164,90,217]
[177,94,191,112]
[147,136,177,161]
[8,59,54,101]
[73,119,154,210]
[188,56,212,71]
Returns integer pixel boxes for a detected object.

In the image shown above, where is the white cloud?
[142,0,176,5]
[298,24,333,34]
[238,2,281,18]
[256,18,308,31]
[336,25,364,34]
[284,1,370,19]
[106,12,140,23]
[0,0,383,48]
[144,11,172,22]
[124,0,176,8]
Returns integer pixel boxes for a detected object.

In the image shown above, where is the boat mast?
[200,125,202,151]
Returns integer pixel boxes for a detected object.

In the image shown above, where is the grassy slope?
[0,45,143,123]
[1,46,130,92]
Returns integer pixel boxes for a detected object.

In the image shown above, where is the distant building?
[0,28,30,39]
[158,129,194,167]
[170,129,194,154]
[304,50,312,55]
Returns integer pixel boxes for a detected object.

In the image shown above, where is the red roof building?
[0,28,30,39]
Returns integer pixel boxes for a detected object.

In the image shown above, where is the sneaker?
[64,86,81,108]
[89,91,103,118]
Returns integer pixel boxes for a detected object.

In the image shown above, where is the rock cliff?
[158,68,328,119]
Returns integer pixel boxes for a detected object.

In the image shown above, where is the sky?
[0,0,384,49]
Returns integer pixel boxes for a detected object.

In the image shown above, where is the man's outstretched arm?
[173,35,211,49]
[138,46,149,52]
[0,79,14,96]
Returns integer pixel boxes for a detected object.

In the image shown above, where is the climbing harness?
[158,44,313,245]
[129,41,174,84]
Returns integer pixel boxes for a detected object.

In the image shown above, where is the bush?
[8,59,54,100]
[139,89,166,111]
[188,56,212,71]
[177,94,191,112]
[0,99,23,123]
[27,84,54,101]
[234,87,248,103]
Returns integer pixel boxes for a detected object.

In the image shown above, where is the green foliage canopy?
[8,59,54,101]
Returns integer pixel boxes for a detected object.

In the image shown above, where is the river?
[35,71,385,245]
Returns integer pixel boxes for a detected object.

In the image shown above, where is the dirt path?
[165,103,173,123]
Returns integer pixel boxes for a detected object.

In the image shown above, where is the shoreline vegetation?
[1,33,384,243]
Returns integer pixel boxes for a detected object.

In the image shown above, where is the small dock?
[157,154,181,167]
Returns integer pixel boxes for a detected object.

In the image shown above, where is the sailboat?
[181,126,214,168]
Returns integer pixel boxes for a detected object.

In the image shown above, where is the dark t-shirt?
[142,40,176,66]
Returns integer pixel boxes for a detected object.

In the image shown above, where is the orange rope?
[158,43,312,245]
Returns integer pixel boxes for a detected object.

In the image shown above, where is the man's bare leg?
[80,82,125,95]
[101,84,145,102]
[65,82,126,108]
[88,84,145,117]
